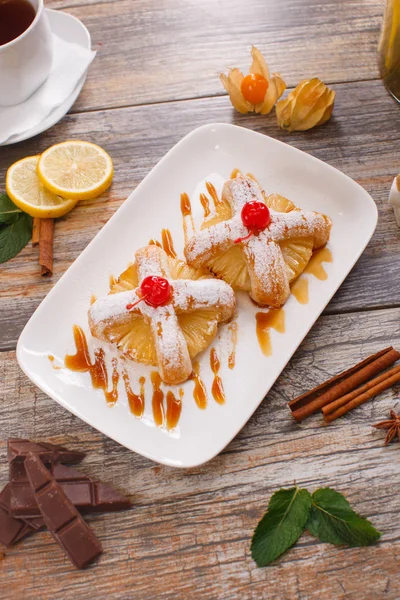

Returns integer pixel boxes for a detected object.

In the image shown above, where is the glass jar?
[379,0,400,102]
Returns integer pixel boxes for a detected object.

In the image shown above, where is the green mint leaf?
[306,488,381,547]
[251,486,312,567]
[0,193,22,225]
[0,211,32,263]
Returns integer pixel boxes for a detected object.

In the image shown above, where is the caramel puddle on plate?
[161,228,177,258]
[291,248,333,304]
[210,348,226,404]
[151,371,164,427]
[180,192,196,244]
[255,309,286,356]
[65,325,120,405]
[190,361,207,409]
[166,389,183,431]
[305,247,333,280]
[228,318,238,370]
[123,372,145,417]
[291,278,309,305]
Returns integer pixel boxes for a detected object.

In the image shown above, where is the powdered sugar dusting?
[229,175,264,211]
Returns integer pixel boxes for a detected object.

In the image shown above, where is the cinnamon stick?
[32,217,40,246]
[289,347,400,422]
[324,368,400,423]
[39,218,54,277]
[322,364,400,416]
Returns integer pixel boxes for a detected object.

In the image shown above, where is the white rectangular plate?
[17,124,378,467]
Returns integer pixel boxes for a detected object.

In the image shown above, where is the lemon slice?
[6,156,78,218]
[37,141,113,200]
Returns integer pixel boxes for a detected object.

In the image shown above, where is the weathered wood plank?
[0,79,399,350]
[44,0,385,112]
[0,306,399,598]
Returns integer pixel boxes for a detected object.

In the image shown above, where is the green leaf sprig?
[0,194,32,263]
[251,486,381,567]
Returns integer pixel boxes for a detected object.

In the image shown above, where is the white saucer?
[1,10,91,146]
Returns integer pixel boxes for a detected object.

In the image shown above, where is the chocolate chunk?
[9,462,132,518]
[0,485,40,546]
[8,439,85,465]
[24,453,103,569]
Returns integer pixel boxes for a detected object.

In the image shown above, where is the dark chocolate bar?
[0,485,42,546]
[25,453,103,569]
[8,439,85,465]
[9,462,132,518]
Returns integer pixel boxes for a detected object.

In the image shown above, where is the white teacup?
[0,0,53,107]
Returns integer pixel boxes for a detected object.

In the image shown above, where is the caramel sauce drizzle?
[180,192,191,216]
[291,277,309,305]
[304,247,333,280]
[161,228,177,258]
[228,319,238,370]
[255,309,286,357]
[65,326,120,405]
[123,372,145,417]
[180,192,196,244]
[200,192,211,218]
[290,247,333,305]
[190,362,207,409]
[90,295,97,305]
[166,389,183,431]
[148,238,162,248]
[151,371,165,427]
[205,181,220,207]
[230,168,241,179]
[210,348,226,404]
[48,354,62,370]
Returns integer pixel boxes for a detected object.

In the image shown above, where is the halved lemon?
[37,141,113,200]
[6,156,78,218]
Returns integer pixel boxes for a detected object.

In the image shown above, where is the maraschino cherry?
[235,200,271,244]
[126,276,172,310]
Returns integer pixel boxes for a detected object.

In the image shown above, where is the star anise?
[372,409,400,445]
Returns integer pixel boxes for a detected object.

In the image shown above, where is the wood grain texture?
[44,0,385,112]
[1,307,400,599]
[0,78,399,350]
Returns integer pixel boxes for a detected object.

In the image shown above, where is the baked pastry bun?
[89,245,236,384]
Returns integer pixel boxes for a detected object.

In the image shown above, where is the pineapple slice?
[110,264,139,294]
[199,189,314,288]
[104,317,157,365]
[104,255,223,365]
[178,309,220,357]
[207,246,251,291]
[266,193,313,282]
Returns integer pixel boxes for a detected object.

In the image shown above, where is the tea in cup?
[0,0,53,106]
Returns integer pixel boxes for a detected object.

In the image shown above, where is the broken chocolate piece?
[25,453,103,569]
[0,485,40,546]
[9,462,132,518]
[8,439,85,465]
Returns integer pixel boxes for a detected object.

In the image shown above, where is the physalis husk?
[276,78,335,132]
[220,46,286,115]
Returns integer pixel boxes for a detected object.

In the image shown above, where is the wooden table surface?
[1,0,400,598]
